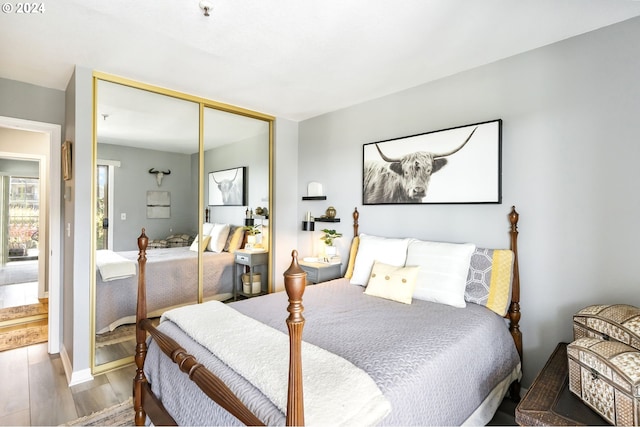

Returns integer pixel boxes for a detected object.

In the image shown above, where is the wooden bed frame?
[134,206,522,426]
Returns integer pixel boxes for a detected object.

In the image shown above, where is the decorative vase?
[246,235,257,249]
[325,245,337,258]
[326,206,336,219]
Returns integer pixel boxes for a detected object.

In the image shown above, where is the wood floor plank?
[71,382,120,418]
[28,354,77,425]
[105,363,136,402]
[0,408,30,426]
[27,342,51,365]
[0,346,29,418]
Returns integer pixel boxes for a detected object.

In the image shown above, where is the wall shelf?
[315,218,340,223]
[302,196,327,201]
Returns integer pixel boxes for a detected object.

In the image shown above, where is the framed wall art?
[362,119,502,205]
[146,191,171,218]
[208,166,247,206]
[62,141,72,181]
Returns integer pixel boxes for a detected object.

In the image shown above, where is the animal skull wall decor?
[149,168,171,186]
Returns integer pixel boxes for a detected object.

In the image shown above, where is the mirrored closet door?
[91,73,273,373]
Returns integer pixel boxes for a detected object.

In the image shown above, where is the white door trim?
[0,115,62,354]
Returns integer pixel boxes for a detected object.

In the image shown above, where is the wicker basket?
[242,273,261,295]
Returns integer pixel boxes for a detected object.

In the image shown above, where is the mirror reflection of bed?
[92,75,273,373]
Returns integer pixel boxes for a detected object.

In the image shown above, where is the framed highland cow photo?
[208,166,247,206]
[362,119,502,205]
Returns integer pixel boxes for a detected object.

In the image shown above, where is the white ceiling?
[2,0,640,121]
[96,79,269,154]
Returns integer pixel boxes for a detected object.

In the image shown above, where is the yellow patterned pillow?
[465,248,514,316]
[364,261,420,304]
[343,236,360,279]
[225,226,245,253]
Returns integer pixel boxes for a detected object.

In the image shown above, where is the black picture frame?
[362,119,502,205]
[208,166,247,206]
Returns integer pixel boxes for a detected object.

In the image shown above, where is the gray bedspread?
[144,278,520,426]
[96,247,234,333]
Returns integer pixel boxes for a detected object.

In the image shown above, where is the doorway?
[0,116,61,354]
[0,173,41,299]
[0,158,47,351]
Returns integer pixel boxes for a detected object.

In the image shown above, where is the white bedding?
[95,249,136,281]
[145,278,521,425]
[163,301,391,426]
[95,247,234,333]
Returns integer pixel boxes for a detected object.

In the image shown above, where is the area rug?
[95,318,160,348]
[61,398,133,426]
[0,260,38,286]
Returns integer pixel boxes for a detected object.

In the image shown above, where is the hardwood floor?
[0,342,134,426]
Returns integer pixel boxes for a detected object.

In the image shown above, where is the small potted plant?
[320,229,342,246]
[320,229,342,259]
[243,225,261,249]
[243,225,261,236]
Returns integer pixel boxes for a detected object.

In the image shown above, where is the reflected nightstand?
[298,260,342,285]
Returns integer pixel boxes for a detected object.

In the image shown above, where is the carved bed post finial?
[283,250,307,426]
[507,206,522,399]
[134,228,149,426]
[353,207,359,237]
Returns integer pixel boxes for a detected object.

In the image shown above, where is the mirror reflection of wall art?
[147,191,171,218]
[362,119,502,205]
[208,166,247,206]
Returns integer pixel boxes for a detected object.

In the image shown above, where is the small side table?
[233,249,268,299]
[515,342,607,426]
[298,261,342,285]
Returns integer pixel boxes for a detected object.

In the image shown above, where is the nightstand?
[515,343,607,426]
[298,261,342,284]
[233,249,268,299]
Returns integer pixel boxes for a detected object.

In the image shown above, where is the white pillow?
[207,223,230,253]
[189,235,211,252]
[364,261,420,304]
[350,233,410,286]
[405,239,475,308]
[202,222,215,235]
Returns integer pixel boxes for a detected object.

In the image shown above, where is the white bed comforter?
[162,301,391,426]
[95,249,136,281]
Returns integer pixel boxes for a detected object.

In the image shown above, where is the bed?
[133,207,523,426]
[96,224,245,333]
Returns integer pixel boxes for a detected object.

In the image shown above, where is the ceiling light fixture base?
[199,0,212,17]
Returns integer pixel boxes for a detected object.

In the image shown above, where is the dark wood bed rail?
[133,206,522,425]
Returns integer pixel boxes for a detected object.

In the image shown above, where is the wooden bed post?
[353,207,359,237]
[134,229,149,426]
[508,206,522,399]
[283,250,307,426]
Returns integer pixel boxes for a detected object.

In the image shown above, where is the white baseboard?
[60,344,94,386]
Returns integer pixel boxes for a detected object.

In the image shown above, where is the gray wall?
[297,16,640,388]
[272,118,299,292]
[63,66,93,379]
[98,143,197,251]
[0,78,65,125]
